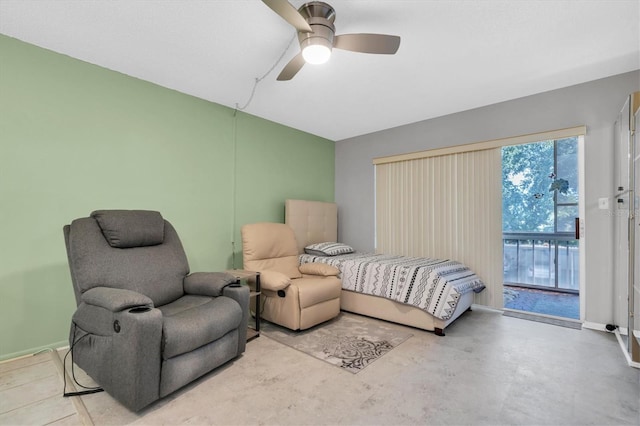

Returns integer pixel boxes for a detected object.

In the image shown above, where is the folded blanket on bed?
[299,252,485,320]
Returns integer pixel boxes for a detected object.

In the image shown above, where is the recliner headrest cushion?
[91,210,165,248]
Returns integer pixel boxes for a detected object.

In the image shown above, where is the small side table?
[225,269,260,341]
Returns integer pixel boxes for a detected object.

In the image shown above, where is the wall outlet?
[598,197,609,210]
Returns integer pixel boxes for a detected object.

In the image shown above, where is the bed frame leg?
[434,327,445,336]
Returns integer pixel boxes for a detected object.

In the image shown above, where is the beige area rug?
[260,312,413,373]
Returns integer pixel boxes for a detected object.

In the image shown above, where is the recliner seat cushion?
[160,295,242,359]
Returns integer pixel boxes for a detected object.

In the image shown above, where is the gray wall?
[335,70,640,325]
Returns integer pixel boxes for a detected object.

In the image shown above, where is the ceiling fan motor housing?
[297,2,336,53]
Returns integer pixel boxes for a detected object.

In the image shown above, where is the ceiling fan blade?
[262,0,312,33]
[333,34,401,54]
[277,52,305,81]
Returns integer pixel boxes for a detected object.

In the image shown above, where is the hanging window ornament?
[549,178,569,194]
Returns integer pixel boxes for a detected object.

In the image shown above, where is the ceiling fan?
[262,0,401,81]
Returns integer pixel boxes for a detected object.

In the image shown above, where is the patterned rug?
[260,312,412,373]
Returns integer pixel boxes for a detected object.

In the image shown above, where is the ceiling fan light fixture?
[302,42,332,64]
[296,4,336,66]
[265,0,401,80]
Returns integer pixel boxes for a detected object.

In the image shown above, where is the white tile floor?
[0,349,80,425]
[1,308,639,425]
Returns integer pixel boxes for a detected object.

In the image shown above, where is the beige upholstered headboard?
[285,199,338,254]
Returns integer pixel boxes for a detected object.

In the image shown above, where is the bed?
[285,199,485,335]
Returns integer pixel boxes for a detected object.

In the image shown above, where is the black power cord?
[62,323,104,398]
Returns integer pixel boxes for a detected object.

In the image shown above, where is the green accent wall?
[0,35,334,360]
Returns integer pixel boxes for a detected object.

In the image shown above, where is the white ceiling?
[1,0,638,141]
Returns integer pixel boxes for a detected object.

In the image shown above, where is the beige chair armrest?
[260,270,292,291]
[299,263,340,277]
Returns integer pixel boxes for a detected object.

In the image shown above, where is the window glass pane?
[530,239,554,288]
[502,141,555,232]
[557,240,579,290]
[505,239,555,287]
[555,137,579,204]
[503,239,519,283]
[504,239,536,285]
[557,205,578,232]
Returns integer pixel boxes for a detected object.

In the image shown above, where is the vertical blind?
[375,148,503,308]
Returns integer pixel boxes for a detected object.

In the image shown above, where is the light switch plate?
[598,197,609,210]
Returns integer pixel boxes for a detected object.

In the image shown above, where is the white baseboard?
[582,322,631,335]
[581,321,609,332]
[471,303,503,314]
[614,329,640,369]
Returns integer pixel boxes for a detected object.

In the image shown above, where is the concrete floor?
[1,307,639,425]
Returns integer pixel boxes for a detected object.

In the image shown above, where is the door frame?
[578,135,586,321]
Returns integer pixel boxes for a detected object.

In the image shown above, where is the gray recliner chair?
[63,210,249,411]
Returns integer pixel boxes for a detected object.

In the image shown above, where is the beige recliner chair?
[241,222,341,330]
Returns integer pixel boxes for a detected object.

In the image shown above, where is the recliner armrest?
[299,263,340,277]
[184,272,237,297]
[260,270,292,291]
[71,297,163,411]
[81,287,153,312]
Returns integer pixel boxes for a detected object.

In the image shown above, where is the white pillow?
[304,242,354,256]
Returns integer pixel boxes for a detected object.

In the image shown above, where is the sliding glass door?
[502,138,580,319]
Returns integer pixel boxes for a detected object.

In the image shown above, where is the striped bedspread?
[299,252,485,320]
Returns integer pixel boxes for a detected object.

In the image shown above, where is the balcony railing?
[503,232,579,293]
